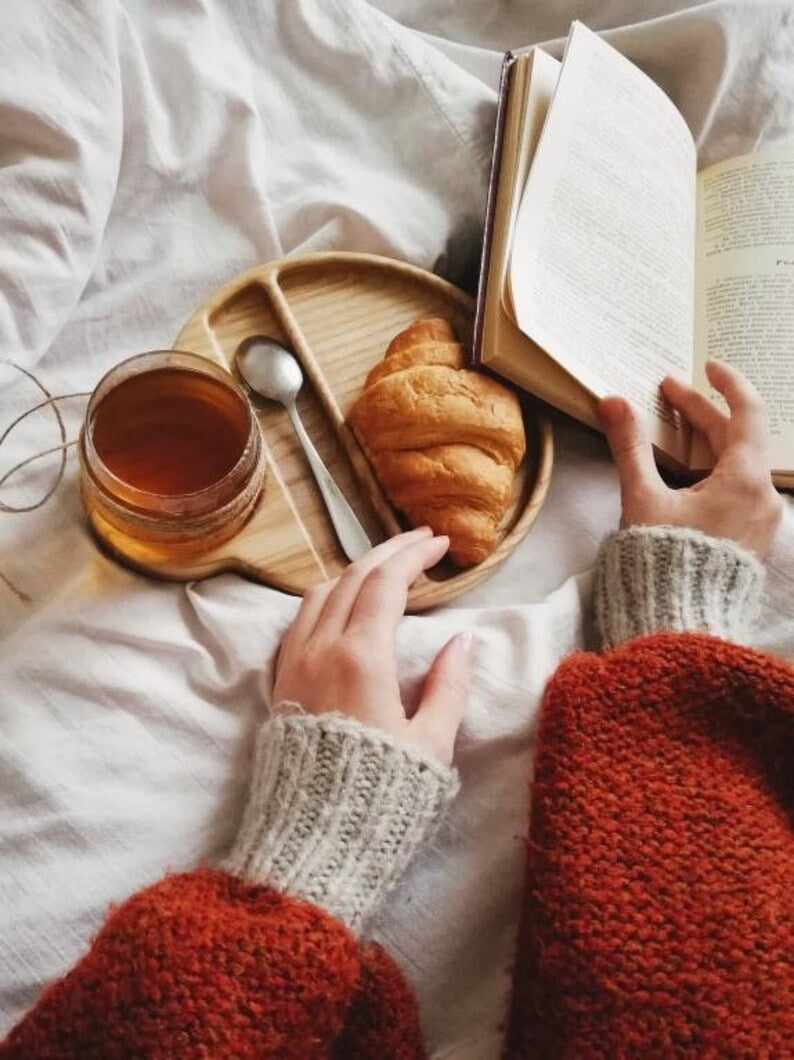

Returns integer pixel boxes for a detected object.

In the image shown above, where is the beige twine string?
[0,359,92,600]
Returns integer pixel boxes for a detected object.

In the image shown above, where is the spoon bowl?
[237,336,304,406]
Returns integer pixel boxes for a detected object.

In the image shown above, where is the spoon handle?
[286,403,373,562]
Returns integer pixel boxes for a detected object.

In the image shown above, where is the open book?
[473,21,794,488]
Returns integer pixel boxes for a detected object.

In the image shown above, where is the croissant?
[348,318,526,566]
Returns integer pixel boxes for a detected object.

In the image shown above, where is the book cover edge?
[471,51,516,366]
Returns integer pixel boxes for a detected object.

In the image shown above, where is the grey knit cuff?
[594,525,764,648]
[224,711,459,931]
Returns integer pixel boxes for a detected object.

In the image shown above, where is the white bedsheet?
[1,1,792,1054]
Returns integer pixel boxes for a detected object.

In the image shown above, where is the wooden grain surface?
[93,252,554,610]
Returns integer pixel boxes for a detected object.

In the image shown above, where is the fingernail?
[456,632,474,654]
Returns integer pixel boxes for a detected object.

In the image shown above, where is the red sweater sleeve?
[508,631,794,1056]
[1,868,426,1059]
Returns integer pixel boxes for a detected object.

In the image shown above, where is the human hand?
[273,527,472,766]
[599,360,783,557]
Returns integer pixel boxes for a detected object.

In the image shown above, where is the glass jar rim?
[82,349,260,517]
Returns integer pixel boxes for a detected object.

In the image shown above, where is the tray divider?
[223,442,330,584]
[263,272,404,540]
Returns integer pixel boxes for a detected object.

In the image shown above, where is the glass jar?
[79,350,265,556]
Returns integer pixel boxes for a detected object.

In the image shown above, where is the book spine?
[471,52,516,366]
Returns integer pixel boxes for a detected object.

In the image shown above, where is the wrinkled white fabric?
[0,1,792,1054]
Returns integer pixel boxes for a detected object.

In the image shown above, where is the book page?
[693,146,794,475]
[501,49,561,309]
[508,22,696,459]
[478,49,599,432]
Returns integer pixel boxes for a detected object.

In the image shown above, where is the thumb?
[598,397,662,505]
[410,633,473,766]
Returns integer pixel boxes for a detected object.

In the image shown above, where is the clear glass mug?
[79,350,265,553]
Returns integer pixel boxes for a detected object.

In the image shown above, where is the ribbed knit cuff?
[224,711,459,932]
[594,525,764,648]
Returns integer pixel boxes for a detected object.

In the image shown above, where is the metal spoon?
[236,336,372,562]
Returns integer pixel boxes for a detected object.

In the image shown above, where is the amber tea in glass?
[80,350,265,553]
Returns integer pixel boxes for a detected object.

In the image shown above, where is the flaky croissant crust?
[348,318,526,566]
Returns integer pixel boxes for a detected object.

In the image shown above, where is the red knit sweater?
[3,633,793,1058]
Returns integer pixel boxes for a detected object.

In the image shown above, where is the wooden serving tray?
[98,252,553,611]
